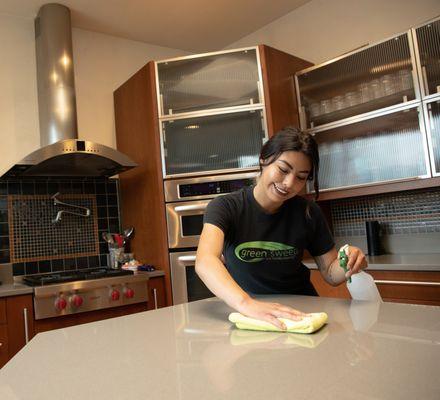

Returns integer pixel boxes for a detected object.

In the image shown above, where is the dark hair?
[259,127,320,199]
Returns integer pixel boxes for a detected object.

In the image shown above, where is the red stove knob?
[124,288,135,299]
[70,294,83,308]
[110,289,120,301]
[55,297,67,311]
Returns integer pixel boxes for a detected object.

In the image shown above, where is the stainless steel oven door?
[166,199,210,249]
[170,251,214,305]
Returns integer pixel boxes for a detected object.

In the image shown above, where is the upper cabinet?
[295,17,440,199]
[414,17,440,99]
[296,32,419,130]
[156,49,263,117]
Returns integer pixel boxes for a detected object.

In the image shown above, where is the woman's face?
[257,151,312,208]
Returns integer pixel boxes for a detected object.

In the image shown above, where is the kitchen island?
[0,295,439,399]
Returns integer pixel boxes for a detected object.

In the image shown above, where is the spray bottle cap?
[338,245,351,283]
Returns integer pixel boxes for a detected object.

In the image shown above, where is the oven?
[165,172,258,304]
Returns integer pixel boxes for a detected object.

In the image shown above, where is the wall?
[0,13,189,176]
[226,0,440,64]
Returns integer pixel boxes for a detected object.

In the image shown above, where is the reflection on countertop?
[1,295,438,399]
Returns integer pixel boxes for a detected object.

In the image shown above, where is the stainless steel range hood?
[1,3,136,178]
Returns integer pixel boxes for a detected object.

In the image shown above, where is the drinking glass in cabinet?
[309,106,429,192]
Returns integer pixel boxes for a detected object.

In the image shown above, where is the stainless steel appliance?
[165,172,258,304]
[23,268,149,319]
[1,4,136,178]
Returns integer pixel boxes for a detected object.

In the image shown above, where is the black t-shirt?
[203,185,334,295]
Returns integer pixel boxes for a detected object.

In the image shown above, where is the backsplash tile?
[331,187,440,236]
[0,177,121,276]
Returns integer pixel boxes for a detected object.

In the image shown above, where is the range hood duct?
[2,3,136,178]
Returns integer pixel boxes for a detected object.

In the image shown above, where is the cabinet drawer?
[0,324,8,368]
[0,299,6,325]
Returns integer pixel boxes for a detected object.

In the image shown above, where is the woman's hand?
[344,245,368,279]
[235,297,308,330]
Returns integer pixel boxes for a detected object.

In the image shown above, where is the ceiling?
[0,0,311,52]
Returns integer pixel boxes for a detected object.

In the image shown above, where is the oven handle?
[174,204,208,212]
[178,255,197,264]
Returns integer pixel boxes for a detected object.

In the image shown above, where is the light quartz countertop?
[0,282,33,298]
[0,295,439,399]
[305,253,440,271]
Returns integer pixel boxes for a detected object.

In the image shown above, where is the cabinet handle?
[23,308,29,344]
[153,288,158,310]
[374,279,440,287]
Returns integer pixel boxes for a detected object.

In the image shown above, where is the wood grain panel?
[6,295,34,359]
[147,276,167,310]
[0,325,8,368]
[258,45,312,136]
[0,299,6,325]
[114,62,172,306]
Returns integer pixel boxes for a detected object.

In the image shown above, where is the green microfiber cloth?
[228,312,328,334]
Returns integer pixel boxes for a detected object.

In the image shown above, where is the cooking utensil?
[102,232,114,244]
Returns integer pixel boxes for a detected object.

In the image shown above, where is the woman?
[195,127,367,330]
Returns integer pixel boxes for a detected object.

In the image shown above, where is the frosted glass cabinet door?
[297,33,417,129]
[161,110,266,177]
[157,49,261,116]
[426,99,440,175]
[310,106,429,191]
[415,18,440,97]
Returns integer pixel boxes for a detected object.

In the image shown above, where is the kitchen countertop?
[0,295,439,399]
[0,282,33,298]
[304,253,440,271]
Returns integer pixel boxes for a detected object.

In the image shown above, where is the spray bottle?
[339,244,382,301]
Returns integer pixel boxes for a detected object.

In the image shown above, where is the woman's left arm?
[313,246,368,286]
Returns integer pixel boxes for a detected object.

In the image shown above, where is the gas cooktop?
[23,268,134,287]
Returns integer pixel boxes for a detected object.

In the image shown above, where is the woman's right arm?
[195,223,307,330]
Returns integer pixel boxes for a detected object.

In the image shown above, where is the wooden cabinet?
[0,294,35,368]
[147,276,167,310]
[114,45,311,305]
[310,269,440,306]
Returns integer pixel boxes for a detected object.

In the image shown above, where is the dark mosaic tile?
[0,197,7,210]
[107,180,117,194]
[88,255,100,268]
[0,182,7,195]
[0,236,9,249]
[96,194,106,206]
[12,263,25,276]
[100,254,108,267]
[21,182,35,195]
[8,181,21,195]
[47,182,59,194]
[0,249,10,263]
[0,224,9,236]
[25,261,38,275]
[95,182,106,194]
[97,207,107,219]
[98,218,108,230]
[38,260,51,273]
[83,182,95,194]
[59,181,72,194]
[107,194,118,206]
[35,181,48,194]
[108,206,119,218]
[76,256,89,269]
[0,210,8,223]
[71,182,83,194]
[99,242,108,254]
[64,258,76,271]
[52,258,64,272]
[108,218,120,233]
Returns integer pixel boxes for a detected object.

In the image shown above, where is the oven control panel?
[164,171,258,202]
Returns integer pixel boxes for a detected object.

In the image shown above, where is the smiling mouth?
[273,183,288,196]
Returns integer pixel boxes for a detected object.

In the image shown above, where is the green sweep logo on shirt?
[235,241,298,263]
